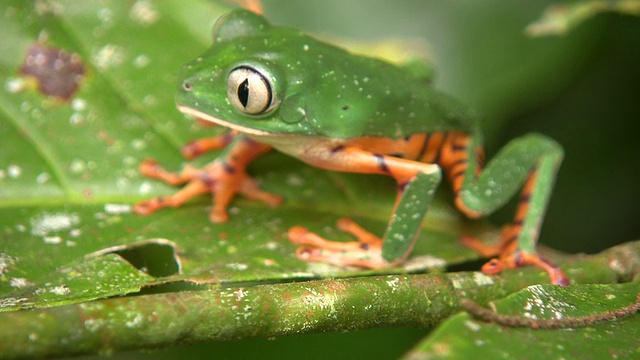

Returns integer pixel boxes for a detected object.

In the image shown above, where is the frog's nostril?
[183,82,193,91]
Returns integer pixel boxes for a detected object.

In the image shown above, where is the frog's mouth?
[177,105,274,137]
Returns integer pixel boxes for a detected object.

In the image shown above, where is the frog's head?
[176,9,319,137]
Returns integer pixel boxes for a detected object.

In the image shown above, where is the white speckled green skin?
[176,9,476,139]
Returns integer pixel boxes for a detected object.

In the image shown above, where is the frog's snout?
[182,81,194,91]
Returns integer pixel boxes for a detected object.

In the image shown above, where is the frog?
[135,8,569,286]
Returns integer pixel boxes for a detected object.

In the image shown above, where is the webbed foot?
[135,135,281,222]
[288,218,390,268]
[134,158,281,223]
[462,225,569,286]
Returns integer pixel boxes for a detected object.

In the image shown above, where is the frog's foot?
[288,218,389,268]
[134,159,282,223]
[479,252,570,286]
[460,224,518,258]
[461,225,569,286]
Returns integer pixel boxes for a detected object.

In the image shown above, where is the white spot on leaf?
[30,212,80,236]
[93,44,125,69]
[104,203,132,215]
[7,164,21,178]
[129,0,159,25]
[9,278,30,288]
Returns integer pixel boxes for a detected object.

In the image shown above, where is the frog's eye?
[227,66,274,115]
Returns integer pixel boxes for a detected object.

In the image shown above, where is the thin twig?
[461,293,640,329]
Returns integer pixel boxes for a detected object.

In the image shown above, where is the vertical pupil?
[238,78,250,108]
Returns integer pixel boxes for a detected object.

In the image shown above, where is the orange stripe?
[418,132,447,163]
[440,132,471,194]
[512,170,537,226]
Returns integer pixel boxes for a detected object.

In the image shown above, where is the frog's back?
[268,27,478,140]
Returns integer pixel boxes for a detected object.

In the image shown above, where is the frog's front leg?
[288,146,441,268]
[135,135,282,222]
[180,132,236,159]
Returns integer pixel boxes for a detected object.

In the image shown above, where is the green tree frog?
[135,9,569,285]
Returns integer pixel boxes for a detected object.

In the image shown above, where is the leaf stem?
[0,241,639,358]
[461,292,640,329]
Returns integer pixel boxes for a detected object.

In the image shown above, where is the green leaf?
[407,281,640,359]
[526,0,640,37]
[1,1,639,359]
[0,0,488,312]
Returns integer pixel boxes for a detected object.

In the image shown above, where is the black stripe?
[200,175,215,188]
[374,154,391,174]
[451,142,467,152]
[433,132,450,165]
[452,158,468,167]
[501,234,518,252]
[475,148,485,167]
[451,168,466,180]
[417,133,433,160]
[331,145,345,154]
[222,161,235,174]
[519,193,531,204]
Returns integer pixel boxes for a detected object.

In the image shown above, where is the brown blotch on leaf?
[19,43,85,100]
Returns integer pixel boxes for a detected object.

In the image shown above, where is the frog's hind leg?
[450,133,569,285]
[461,172,569,285]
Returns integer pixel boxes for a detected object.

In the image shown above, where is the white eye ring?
[227,66,274,115]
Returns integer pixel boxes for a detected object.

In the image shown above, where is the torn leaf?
[0,254,153,312]
[89,239,182,277]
